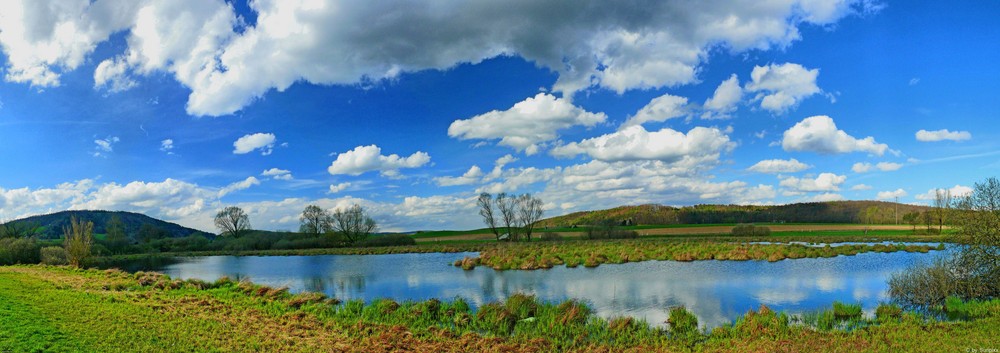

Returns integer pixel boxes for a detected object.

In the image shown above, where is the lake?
[125,248,948,328]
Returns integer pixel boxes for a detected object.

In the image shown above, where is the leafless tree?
[477,193,502,241]
[495,192,519,241]
[215,206,251,238]
[517,194,544,241]
[933,188,952,233]
[332,204,377,244]
[299,205,332,234]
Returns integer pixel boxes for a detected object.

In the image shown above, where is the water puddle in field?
[114,249,949,328]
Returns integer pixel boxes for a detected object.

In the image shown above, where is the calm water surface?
[133,249,947,328]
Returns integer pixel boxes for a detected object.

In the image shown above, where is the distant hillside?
[3,210,209,240]
[538,201,934,227]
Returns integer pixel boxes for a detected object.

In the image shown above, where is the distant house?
[498,233,510,241]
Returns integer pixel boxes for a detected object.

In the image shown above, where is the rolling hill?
[3,210,210,240]
[537,201,935,227]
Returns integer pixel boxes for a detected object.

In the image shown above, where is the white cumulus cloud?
[805,193,845,202]
[551,125,734,164]
[782,115,890,156]
[747,158,811,174]
[853,162,902,173]
[876,189,907,200]
[0,0,878,116]
[93,136,120,157]
[434,165,485,186]
[327,145,430,177]
[159,139,174,154]
[218,176,260,197]
[780,173,846,194]
[261,168,292,180]
[915,129,971,142]
[914,185,974,201]
[744,63,821,114]
[328,182,352,194]
[621,93,688,128]
[701,74,742,119]
[448,93,606,155]
[233,133,276,155]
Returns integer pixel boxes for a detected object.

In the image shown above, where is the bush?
[891,177,1000,308]
[40,246,68,265]
[888,256,959,309]
[0,237,41,265]
[355,234,415,247]
[731,224,771,236]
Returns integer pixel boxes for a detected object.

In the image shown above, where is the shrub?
[731,224,771,236]
[40,246,68,265]
[354,234,415,247]
[63,217,94,268]
[888,256,959,309]
[0,237,41,265]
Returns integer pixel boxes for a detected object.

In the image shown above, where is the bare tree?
[63,216,93,268]
[517,194,544,241]
[495,192,519,241]
[477,193,502,241]
[332,204,377,244]
[933,188,952,233]
[215,206,251,238]
[299,205,332,234]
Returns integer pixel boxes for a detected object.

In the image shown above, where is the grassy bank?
[88,236,946,270]
[454,240,943,270]
[1,265,997,352]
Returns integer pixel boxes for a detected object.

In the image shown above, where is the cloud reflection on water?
[160,250,941,328]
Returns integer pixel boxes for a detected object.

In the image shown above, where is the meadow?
[1,265,997,352]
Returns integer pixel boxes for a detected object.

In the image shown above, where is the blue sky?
[0,1,997,232]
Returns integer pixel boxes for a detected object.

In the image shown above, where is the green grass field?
[1,266,997,352]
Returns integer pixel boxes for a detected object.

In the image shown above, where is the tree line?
[0,203,402,267]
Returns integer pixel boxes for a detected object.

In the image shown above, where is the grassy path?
[1,266,999,352]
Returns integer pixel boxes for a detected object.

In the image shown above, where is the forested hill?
[538,201,934,227]
[3,210,208,240]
